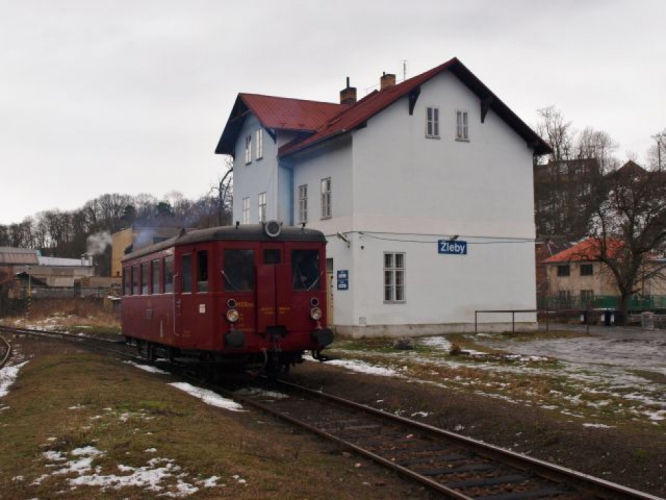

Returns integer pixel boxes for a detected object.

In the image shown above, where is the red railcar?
[121,222,333,373]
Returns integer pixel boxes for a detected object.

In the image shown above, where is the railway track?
[2,324,662,499]
[229,379,663,500]
[0,324,135,359]
[0,335,12,369]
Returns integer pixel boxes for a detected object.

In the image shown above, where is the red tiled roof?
[278,60,458,157]
[543,238,623,263]
[215,94,344,155]
[240,94,345,132]
[279,57,552,157]
[215,57,552,157]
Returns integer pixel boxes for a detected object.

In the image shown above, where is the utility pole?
[26,266,31,318]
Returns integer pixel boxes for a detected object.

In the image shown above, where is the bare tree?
[535,106,575,164]
[648,128,666,170]
[588,163,666,324]
[575,127,619,173]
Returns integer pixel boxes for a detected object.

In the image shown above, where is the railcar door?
[256,246,291,335]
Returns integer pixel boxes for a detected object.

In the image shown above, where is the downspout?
[277,156,294,226]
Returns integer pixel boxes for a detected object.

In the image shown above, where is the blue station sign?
[438,239,468,255]
[337,270,349,290]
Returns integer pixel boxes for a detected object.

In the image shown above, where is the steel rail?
[0,325,134,359]
[0,335,12,369]
[258,379,663,500]
[1,324,661,499]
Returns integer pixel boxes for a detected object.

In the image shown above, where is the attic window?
[426,106,439,139]
[256,129,263,160]
[245,135,252,164]
[456,111,469,141]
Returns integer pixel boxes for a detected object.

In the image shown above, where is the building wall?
[289,71,537,336]
[232,115,279,224]
[546,261,666,297]
[111,229,133,277]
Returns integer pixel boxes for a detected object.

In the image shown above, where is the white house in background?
[215,57,551,337]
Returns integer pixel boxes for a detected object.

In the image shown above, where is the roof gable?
[215,94,345,156]
[279,57,552,157]
[215,57,553,158]
[543,238,623,263]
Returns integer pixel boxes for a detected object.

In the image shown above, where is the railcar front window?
[132,265,139,295]
[152,259,160,294]
[264,249,281,265]
[223,249,255,291]
[164,256,174,293]
[182,254,192,293]
[197,250,208,292]
[292,249,321,290]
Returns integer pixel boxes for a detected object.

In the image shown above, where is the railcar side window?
[197,250,208,292]
[152,259,160,294]
[292,250,321,290]
[164,256,174,293]
[141,262,149,295]
[132,265,139,295]
[223,249,254,291]
[182,254,192,293]
[123,267,130,296]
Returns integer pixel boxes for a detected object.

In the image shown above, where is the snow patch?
[169,383,244,412]
[235,387,289,400]
[325,359,399,377]
[419,336,453,351]
[0,361,28,398]
[124,361,170,375]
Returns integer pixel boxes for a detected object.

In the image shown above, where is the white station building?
[216,57,551,337]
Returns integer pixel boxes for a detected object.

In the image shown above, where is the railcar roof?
[122,224,327,261]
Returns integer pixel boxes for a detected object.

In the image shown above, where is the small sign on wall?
[337,270,349,290]
[438,240,468,255]
[199,304,206,314]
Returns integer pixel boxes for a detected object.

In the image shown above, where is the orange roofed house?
[540,238,666,310]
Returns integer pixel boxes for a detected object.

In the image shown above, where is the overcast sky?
[1,0,665,225]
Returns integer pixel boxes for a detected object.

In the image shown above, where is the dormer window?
[426,106,439,138]
[245,135,252,164]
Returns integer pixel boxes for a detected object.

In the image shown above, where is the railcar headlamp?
[226,308,239,323]
[309,306,322,321]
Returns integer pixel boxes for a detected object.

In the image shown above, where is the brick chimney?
[339,77,357,105]
[380,72,396,90]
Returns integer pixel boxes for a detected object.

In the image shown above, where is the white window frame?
[256,129,263,160]
[456,110,469,141]
[298,184,308,223]
[384,252,406,303]
[242,197,250,224]
[321,177,331,219]
[258,192,266,222]
[244,135,252,164]
[426,106,439,138]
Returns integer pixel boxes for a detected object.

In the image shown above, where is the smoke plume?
[87,231,112,255]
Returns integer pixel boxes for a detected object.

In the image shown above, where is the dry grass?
[2,298,121,337]
[0,344,427,499]
[327,334,663,431]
